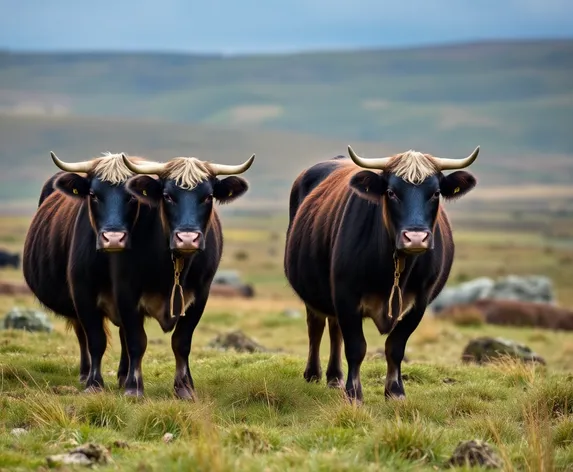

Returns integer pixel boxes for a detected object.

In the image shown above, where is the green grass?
[1,316,573,471]
[2,199,573,469]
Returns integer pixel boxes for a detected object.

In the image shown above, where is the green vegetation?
[1,39,572,209]
[1,39,573,470]
[1,40,572,155]
[2,302,573,471]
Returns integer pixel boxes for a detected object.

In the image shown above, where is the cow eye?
[89,191,98,202]
[204,194,213,204]
[163,193,173,204]
[386,189,396,199]
[432,190,441,199]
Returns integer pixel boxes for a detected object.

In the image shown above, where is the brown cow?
[284,146,480,402]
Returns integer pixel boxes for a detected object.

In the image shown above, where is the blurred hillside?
[0,39,572,211]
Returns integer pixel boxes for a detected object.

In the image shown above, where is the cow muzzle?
[172,231,203,253]
[397,230,433,254]
[99,231,128,251]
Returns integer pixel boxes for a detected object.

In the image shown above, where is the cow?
[0,250,20,269]
[23,152,152,392]
[284,145,480,402]
[109,153,254,399]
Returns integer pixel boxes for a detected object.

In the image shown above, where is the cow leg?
[303,307,325,383]
[326,317,344,388]
[118,308,147,397]
[335,296,367,403]
[75,305,108,392]
[171,292,208,400]
[71,318,90,384]
[384,303,425,399]
[117,327,129,389]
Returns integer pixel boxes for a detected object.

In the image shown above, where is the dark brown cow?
[284,145,480,402]
[23,152,151,390]
[439,298,573,331]
[119,153,254,399]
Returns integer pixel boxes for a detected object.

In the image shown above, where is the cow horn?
[121,154,167,175]
[50,151,93,173]
[433,146,480,171]
[347,145,392,170]
[210,154,256,176]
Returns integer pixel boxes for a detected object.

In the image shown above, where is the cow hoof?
[346,396,363,406]
[303,370,322,383]
[118,376,127,389]
[124,388,144,398]
[79,375,89,384]
[344,391,363,406]
[83,385,103,394]
[175,387,196,401]
[385,393,406,401]
[327,379,345,389]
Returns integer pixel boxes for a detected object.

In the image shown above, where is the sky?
[1,0,572,54]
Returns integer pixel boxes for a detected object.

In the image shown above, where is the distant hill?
[1,39,572,156]
[1,113,572,215]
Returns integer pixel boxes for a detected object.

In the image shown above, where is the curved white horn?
[50,151,93,173]
[210,154,255,176]
[121,154,167,175]
[347,145,392,170]
[434,146,480,171]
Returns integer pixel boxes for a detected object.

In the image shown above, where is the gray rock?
[46,443,111,467]
[208,330,269,353]
[3,307,53,333]
[163,433,174,443]
[487,275,555,304]
[11,428,28,437]
[281,308,302,319]
[431,277,494,313]
[447,439,502,469]
[462,336,546,365]
[431,275,556,314]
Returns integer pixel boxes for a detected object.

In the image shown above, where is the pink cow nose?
[400,231,430,252]
[174,231,202,250]
[101,231,127,250]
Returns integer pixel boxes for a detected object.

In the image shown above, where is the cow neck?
[387,251,406,326]
[169,255,186,319]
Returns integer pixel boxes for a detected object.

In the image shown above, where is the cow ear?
[349,171,386,203]
[126,176,162,206]
[213,176,249,204]
[440,171,477,201]
[54,173,90,198]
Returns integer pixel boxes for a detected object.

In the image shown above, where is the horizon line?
[1,36,572,58]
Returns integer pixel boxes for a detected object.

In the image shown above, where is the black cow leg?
[326,316,344,388]
[117,327,129,389]
[336,299,367,403]
[71,318,90,385]
[171,293,207,400]
[121,312,147,398]
[76,307,107,393]
[303,307,325,383]
[384,303,425,400]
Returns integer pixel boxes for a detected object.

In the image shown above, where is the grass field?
[1,204,573,470]
[1,37,573,470]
